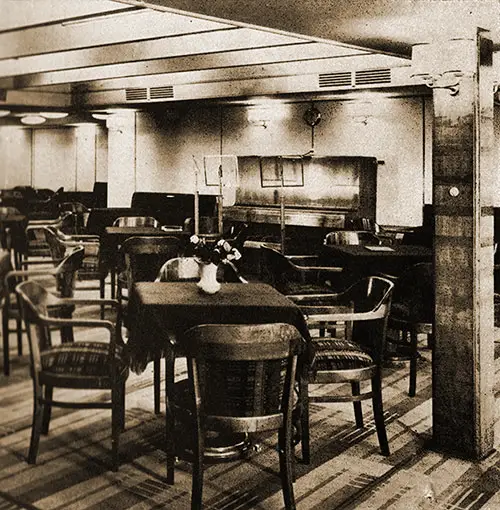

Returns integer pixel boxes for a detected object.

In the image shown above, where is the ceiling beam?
[7,43,388,90]
[0,6,235,59]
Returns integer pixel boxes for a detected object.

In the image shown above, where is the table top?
[104,226,184,236]
[126,282,309,372]
[323,244,432,258]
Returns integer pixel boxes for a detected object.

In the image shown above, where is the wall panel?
[32,128,76,191]
[0,127,31,188]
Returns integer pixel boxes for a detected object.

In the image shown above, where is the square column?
[106,110,136,207]
[414,31,495,458]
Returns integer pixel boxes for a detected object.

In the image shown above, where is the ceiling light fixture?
[0,109,11,118]
[39,112,69,119]
[91,113,109,120]
[20,115,47,125]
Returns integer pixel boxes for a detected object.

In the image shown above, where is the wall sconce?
[20,115,47,125]
[247,103,288,128]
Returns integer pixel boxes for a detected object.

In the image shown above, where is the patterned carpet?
[2,311,500,508]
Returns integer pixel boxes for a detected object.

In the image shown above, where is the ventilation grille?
[125,88,147,101]
[319,72,352,88]
[150,86,174,99]
[355,68,391,85]
[125,86,174,102]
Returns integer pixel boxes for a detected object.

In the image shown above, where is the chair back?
[120,236,181,286]
[53,247,85,297]
[156,256,200,282]
[113,216,160,228]
[0,250,13,302]
[260,244,295,287]
[43,227,67,262]
[324,230,380,246]
[295,276,394,363]
[181,323,302,421]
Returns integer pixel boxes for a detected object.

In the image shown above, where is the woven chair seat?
[313,338,374,371]
[280,281,336,295]
[41,342,128,380]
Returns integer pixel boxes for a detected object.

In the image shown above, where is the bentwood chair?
[167,323,303,509]
[16,280,128,471]
[117,235,181,306]
[261,244,343,295]
[43,226,109,317]
[386,262,434,396]
[289,276,394,461]
[2,247,84,375]
[112,216,160,228]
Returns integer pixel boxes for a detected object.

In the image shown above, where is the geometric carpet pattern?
[2,317,500,508]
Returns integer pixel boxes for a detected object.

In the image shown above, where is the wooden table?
[320,244,432,279]
[127,281,309,372]
[127,281,309,466]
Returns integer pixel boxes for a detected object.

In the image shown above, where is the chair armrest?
[59,233,100,242]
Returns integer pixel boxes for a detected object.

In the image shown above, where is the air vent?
[150,86,174,99]
[319,72,352,88]
[125,87,147,101]
[354,68,391,85]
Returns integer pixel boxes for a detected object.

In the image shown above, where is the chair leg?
[191,425,205,509]
[41,386,53,435]
[409,330,418,397]
[2,311,10,376]
[16,319,23,355]
[99,277,106,319]
[28,392,44,464]
[111,385,122,472]
[278,427,296,510]
[351,381,364,428]
[165,350,176,485]
[154,356,161,415]
[298,375,310,464]
[119,382,126,432]
[371,372,390,456]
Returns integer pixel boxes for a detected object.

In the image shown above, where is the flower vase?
[197,262,221,295]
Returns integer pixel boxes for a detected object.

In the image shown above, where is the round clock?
[303,105,321,127]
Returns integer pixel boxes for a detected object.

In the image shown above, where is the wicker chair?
[386,262,434,397]
[16,280,128,471]
[288,276,394,461]
[2,247,84,375]
[167,323,303,509]
[260,244,343,295]
[112,216,160,228]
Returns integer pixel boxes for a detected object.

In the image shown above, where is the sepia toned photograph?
[0,0,499,508]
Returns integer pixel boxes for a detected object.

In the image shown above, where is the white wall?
[32,128,76,190]
[135,97,427,226]
[0,127,31,188]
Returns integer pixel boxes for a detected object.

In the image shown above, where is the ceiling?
[0,0,499,118]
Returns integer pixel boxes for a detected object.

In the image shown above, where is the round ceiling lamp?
[91,113,109,120]
[39,112,69,119]
[0,109,11,118]
[20,115,47,125]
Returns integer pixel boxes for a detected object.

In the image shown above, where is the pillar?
[106,110,136,207]
[413,30,495,459]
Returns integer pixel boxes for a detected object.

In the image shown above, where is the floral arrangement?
[187,234,242,266]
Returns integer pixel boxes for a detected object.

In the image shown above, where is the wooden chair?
[167,323,303,509]
[16,279,128,471]
[386,262,434,397]
[43,226,109,317]
[2,247,84,375]
[288,276,394,461]
[117,235,181,305]
[260,244,343,295]
[323,230,381,246]
[112,216,160,227]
